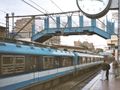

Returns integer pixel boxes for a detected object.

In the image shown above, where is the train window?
[82,57,86,64]
[87,57,91,63]
[94,57,97,62]
[80,57,82,64]
[68,57,73,66]
[91,57,94,62]
[2,57,13,65]
[62,58,66,67]
[1,55,25,75]
[54,58,59,68]
[96,58,98,62]
[44,57,48,62]
[97,58,99,61]
[61,57,72,67]
[43,56,54,69]
[43,57,48,69]
[16,57,25,64]
[79,57,82,64]
[93,57,95,62]
[99,58,101,61]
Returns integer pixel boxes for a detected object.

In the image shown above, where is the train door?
[30,56,37,72]
[15,56,25,73]
[43,56,54,70]
[37,56,43,71]
[25,55,37,72]
[54,56,60,68]
[78,57,82,65]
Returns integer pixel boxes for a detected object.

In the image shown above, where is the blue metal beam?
[32,15,115,42]
[32,18,35,40]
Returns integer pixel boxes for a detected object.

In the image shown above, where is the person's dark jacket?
[106,63,110,70]
[101,62,110,70]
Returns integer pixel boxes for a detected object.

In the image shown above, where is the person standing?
[101,60,107,80]
[105,62,110,80]
[101,60,110,80]
[112,60,119,77]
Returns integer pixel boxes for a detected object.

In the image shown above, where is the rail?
[19,65,101,90]
[51,68,99,90]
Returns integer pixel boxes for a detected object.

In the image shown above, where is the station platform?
[82,64,120,90]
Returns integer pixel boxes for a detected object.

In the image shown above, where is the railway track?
[50,69,100,90]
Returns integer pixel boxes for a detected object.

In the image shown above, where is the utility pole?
[118,0,120,63]
[6,13,9,38]
[12,12,14,33]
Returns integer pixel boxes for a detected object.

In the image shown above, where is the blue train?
[0,41,104,90]
[0,41,104,76]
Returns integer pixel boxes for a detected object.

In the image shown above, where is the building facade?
[15,18,60,45]
[74,40,95,50]
[0,26,6,37]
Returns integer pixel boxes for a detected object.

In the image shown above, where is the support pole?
[12,13,15,33]
[118,0,120,62]
[6,13,9,38]
[32,16,35,38]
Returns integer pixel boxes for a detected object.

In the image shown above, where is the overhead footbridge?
[31,15,115,43]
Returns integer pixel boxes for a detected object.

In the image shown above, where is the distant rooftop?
[0,26,6,31]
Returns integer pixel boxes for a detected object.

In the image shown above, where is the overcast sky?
[0,0,111,49]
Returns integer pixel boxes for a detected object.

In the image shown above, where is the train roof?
[0,42,74,56]
[75,52,104,58]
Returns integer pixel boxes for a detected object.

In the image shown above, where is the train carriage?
[0,42,74,76]
[0,41,105,78]
[0,41,108,90]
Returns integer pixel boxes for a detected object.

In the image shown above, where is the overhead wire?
[49,0,79,27]
[0,20,32,34]
[8,10,80,18]
[28,0,79,35]
[23,0,74,35]
[28,0,48,13]
[27,0,68,27]
[23,0,115,39]
[0,0,114,51]
[16,0,115,40]
[50,0,74,33]
[22,0,116,50]
[22,0,45,14]
[0,9,7,14]
[9,0,48,38]
[27,0,58,27]
[50,0,111,41]
[49,0,63,12]
[22,0,63,30]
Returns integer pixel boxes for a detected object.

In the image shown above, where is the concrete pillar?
[118,0,120,62]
